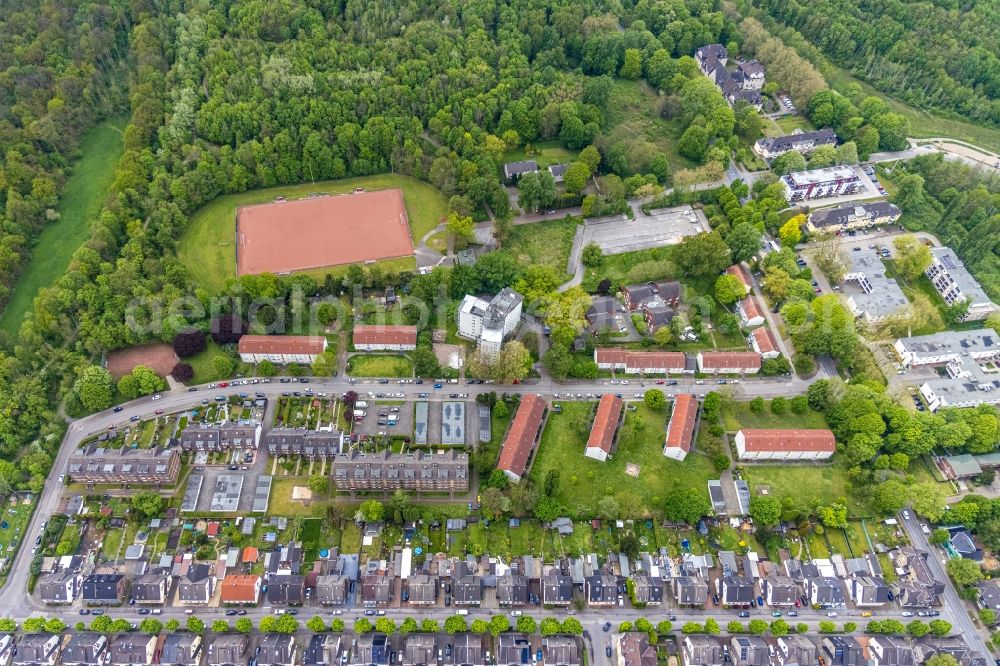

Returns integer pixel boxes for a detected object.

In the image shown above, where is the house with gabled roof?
[696,352,761,374]
[585,395,622,462]
[663,394,698,461]
[542,571,574,606]
[735,429,835,461]
[498,395,547,482]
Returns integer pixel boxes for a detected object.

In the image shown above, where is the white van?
[354,401,369,409]
[456,609,469,616]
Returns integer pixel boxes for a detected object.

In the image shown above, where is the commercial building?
[806,201,901,233]
[663,394,698,461]
[734,429,836,461]
[926,247,996,321]
[894,330,1000,410]
[843,252,908,323]
[352,325,417,351]
[754,129,837,160]
[498,395,547,483]
[748,328,779,360]
[67,444,180,485]
[238,335,327,364]
[781,166,863,203]
[457,288,524,359]
[584,395,623,462]
[696,352,761,374]
[331,449,469,492]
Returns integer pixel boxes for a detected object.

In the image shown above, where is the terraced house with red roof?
[663,394,699,461]
[498,395,547,482]
[238,335,327,364]
[696,351,761,374]
[734,429,836,461]
[584,395,623,462]
[352,324,417,351]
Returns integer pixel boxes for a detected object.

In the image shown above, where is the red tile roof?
[352,325,417,346]
[738,429,836,453]
[699,351,762,370]
[242,547,259,563]
[665,394,698,453]
[595,348,627,365]
[238,335,326,355]
[624,351,686,370]
[587,395,623,455]
[220,575,260,603]
[498,395,547,478]
[751,328,777,354]
[206,522,220,537]
[727,264,751,289]
[739,295,762,320]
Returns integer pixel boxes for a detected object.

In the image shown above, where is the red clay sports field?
[235,188,414,275]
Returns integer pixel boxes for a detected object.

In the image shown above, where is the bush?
[173,329,207,357]
[770,396,787,415]
[171,362,194,383]
[749,397,765,413]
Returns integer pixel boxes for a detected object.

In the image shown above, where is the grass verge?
[721,401,829,431]
[346,354,413,378]
[0,116,128,338]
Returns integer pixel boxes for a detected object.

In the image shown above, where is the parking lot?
[353,398,413,437]
[586,205,708,254]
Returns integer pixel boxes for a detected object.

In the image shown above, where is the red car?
[656,380,665,385]
[155,409,164,415]
[219,382,228,387]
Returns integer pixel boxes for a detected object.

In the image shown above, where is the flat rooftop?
[931,247,994,305]
[236,189,413,275]
[442,401,465,445]
[211,474,244,512]
[252,476,272,513]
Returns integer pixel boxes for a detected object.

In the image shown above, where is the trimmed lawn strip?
[528,402,716,519]
[178,174,447,293]
[0,116,128,338]
[347,354,413,378]
[268,477,325,517]
[741,462,863,515]
[721,402,829,431]
[503,140,576,169]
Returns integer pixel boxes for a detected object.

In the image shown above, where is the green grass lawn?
[268,477,325,517]
[504,217,578,279]
[580,245,678,292]
[503,140,576,169]
[528,402,716,519]
[741,462,863,515]
[346,354,413,377]
[0,499,34,557]
[178,174,447,293]
[721,401,829,431]
[774,115,816,135]
[0,116,128,339]
[806,531,830,559]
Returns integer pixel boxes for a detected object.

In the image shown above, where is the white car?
[151,394,161,401]
[902,510,911,520]
[510,610,522,617]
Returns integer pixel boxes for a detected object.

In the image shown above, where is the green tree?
[748,619,768,634]
[22,617,44,633]
[376,618,396,635]
[470,619,488,634]
[0,619,15,632]
[749,495,782,526]
[187,617,205,633]
[331,619,346,632]
[657,620,673,634]
[727,223,763,264]
[74,366,115,412]
[644,389,666,410]
[779,216,803,248]
[445,616,468,634]
[926,656,960,666]
[235,618,253,633]
[446,212,475,246]
[308,475,329,495]
[819,621,836,633]
[674,232,732,278]
[619,621,634,633]
[213,620,230,633]
[893,235,933,281]
[682,622,703,634]
[704,618,720,635]
[563,162,591,194]
[489,615,510,636]
[517,615,537,634]
[714,274,745,306]
[562,618,583,634]
[620,49,642,79]
[928,620,952,637]
[582,242,602,267]
[140,619,163,634]
[400,618,418,634]
[166,619,180,632]
[354,618,374,634]
[678,125,709,162]
[542,344,573,381]
[359,500,384,523]
[307,616,327,632]
[907,620,929,637]
[257,360,276,377]
[770,620,789,637]
[664,488,711,524]
[540,618,562,636]
[213,355,236,378]
[132,491,164,518]
[728,621,744,633]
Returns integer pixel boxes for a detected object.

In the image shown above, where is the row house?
[178,423,261,452]
[736,295,764,328]
[265,428,346,459]
[663,394,698,461]
[748,327,780,360]
[331,449,469,492]
[497,395,547,483]
[734,429,836,461]
[238,335,327,364]
[593,349,689,374]
[696,352,761,375]
[352,325,418,352]
[67,444,180,486]
[584,395,623,462]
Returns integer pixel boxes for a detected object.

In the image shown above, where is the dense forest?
[0,0,131,310]
[0,0,756,488]
[754,0,1000,128]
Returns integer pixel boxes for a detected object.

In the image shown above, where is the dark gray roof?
[757,129,837,155]
[81,573,124,602]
